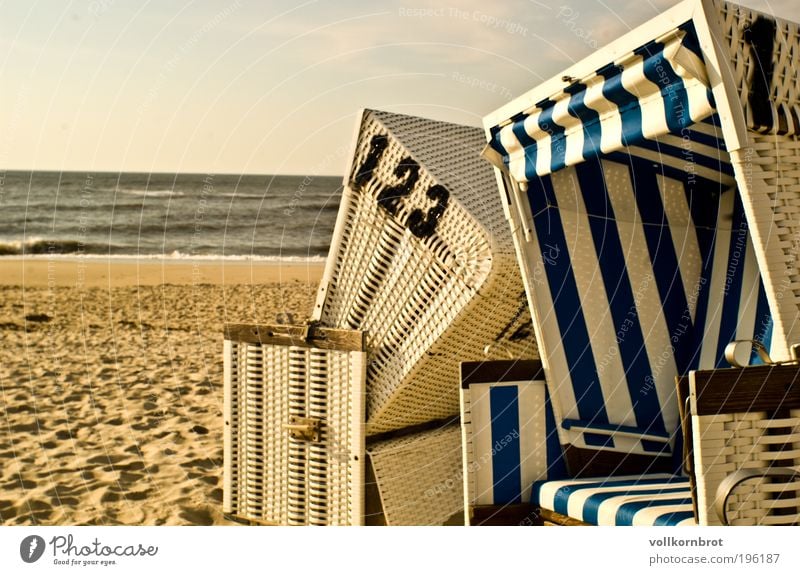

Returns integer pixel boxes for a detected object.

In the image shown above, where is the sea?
[0,171,342,261]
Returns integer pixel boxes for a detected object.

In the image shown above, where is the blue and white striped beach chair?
[480,0,797,525]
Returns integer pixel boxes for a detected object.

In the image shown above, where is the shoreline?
[0,257,326,288]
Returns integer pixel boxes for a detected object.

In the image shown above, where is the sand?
[0,257,323,525]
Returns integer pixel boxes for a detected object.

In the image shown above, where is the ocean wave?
[117,189,184,197]
[0,238,121,256]
[0,251,327,263]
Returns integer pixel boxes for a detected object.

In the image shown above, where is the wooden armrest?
[715,468,800,525]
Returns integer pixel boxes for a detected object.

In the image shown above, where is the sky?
[0,0,797,175]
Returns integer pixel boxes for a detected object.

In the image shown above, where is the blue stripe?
[633,137,736,176]
[575,158,665,435]
[604,151,725,191]
[686,188,721,371]
[511,116,540,183]
[628,159,694,374]
[751,280,773,364]
[585,487,690,525]
[565,82,602,166]
[678,21,704,62]
[715,195,748,367]
[490,386,522,504]
[544,386,568,480]
[598,64,643,147]
[551,476,687,515]
[653,509,695,526]
[635,40,694,134]
[527,177,608,426]
[615,497,694,526]
[562,418,671,439]
[537,98,568,175]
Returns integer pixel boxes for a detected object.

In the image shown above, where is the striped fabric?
[532,474,696,526]
[488,22,714,180]
[522,151,772,459]
[461,378,566,506]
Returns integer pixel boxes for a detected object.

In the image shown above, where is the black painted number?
[407,184,449,239]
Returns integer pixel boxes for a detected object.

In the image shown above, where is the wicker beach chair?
[459,360,566,525]
[479,0,798,525]
[222,323,465,525]
[314,109,536,436]
[678,359,800,526]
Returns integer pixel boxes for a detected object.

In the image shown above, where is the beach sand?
[0,258,323,525]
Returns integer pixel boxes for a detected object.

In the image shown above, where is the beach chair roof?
[484,0,800,181]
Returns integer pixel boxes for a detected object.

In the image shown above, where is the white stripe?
[658,174,703,321]
[549,95,586,169]
[625,145,737,186]
[523,111,552,178]
[566,479,685,521]
[620,53,669,141]
[604,161,678,436]
[580,75,625,155]
[596,489,694,526]
[551,168,635,433]
[517,381,547,503]
[527,211,578,444]
[697,191,736,369]
[469,384,494,505]
[735,237,761,342]
[658,132,732,164]
[499,125,527,184]
[535,474,672,509]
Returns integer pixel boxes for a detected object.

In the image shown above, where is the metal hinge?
[285,416,323,442]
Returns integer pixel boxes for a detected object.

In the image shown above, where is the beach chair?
[314,109,536,436]
[678,358,800,526]
[222,323,465,525]
[223,324,366,525]
[459,359,566,525]
[479,0,798,525]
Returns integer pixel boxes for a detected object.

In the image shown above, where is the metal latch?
[285,416,322,442]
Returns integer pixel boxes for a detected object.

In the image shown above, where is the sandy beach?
[0,257,323,525]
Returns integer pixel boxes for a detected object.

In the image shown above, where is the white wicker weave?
[686,366,800,526]
[223,325,366,525]
[708,0,800,361]
[315,109,536,435]
[367,424,463,525]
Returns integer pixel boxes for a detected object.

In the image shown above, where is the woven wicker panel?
[692,410,800,525]
[223,336,365,525]
[316,110,536,435]
[730,135,800,359]
[714,0,800,134]
[367,425,463,525]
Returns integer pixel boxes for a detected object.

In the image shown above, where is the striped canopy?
[487,22,715,181]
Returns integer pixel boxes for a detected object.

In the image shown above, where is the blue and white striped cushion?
[533,475,696,526]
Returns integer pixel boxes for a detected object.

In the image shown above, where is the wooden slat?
[470,504,542,526]
[563,445,673,478]
[539,507,589,526]
[223,323,366,352]
[690,365,800,416]
[460,359,544,388]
